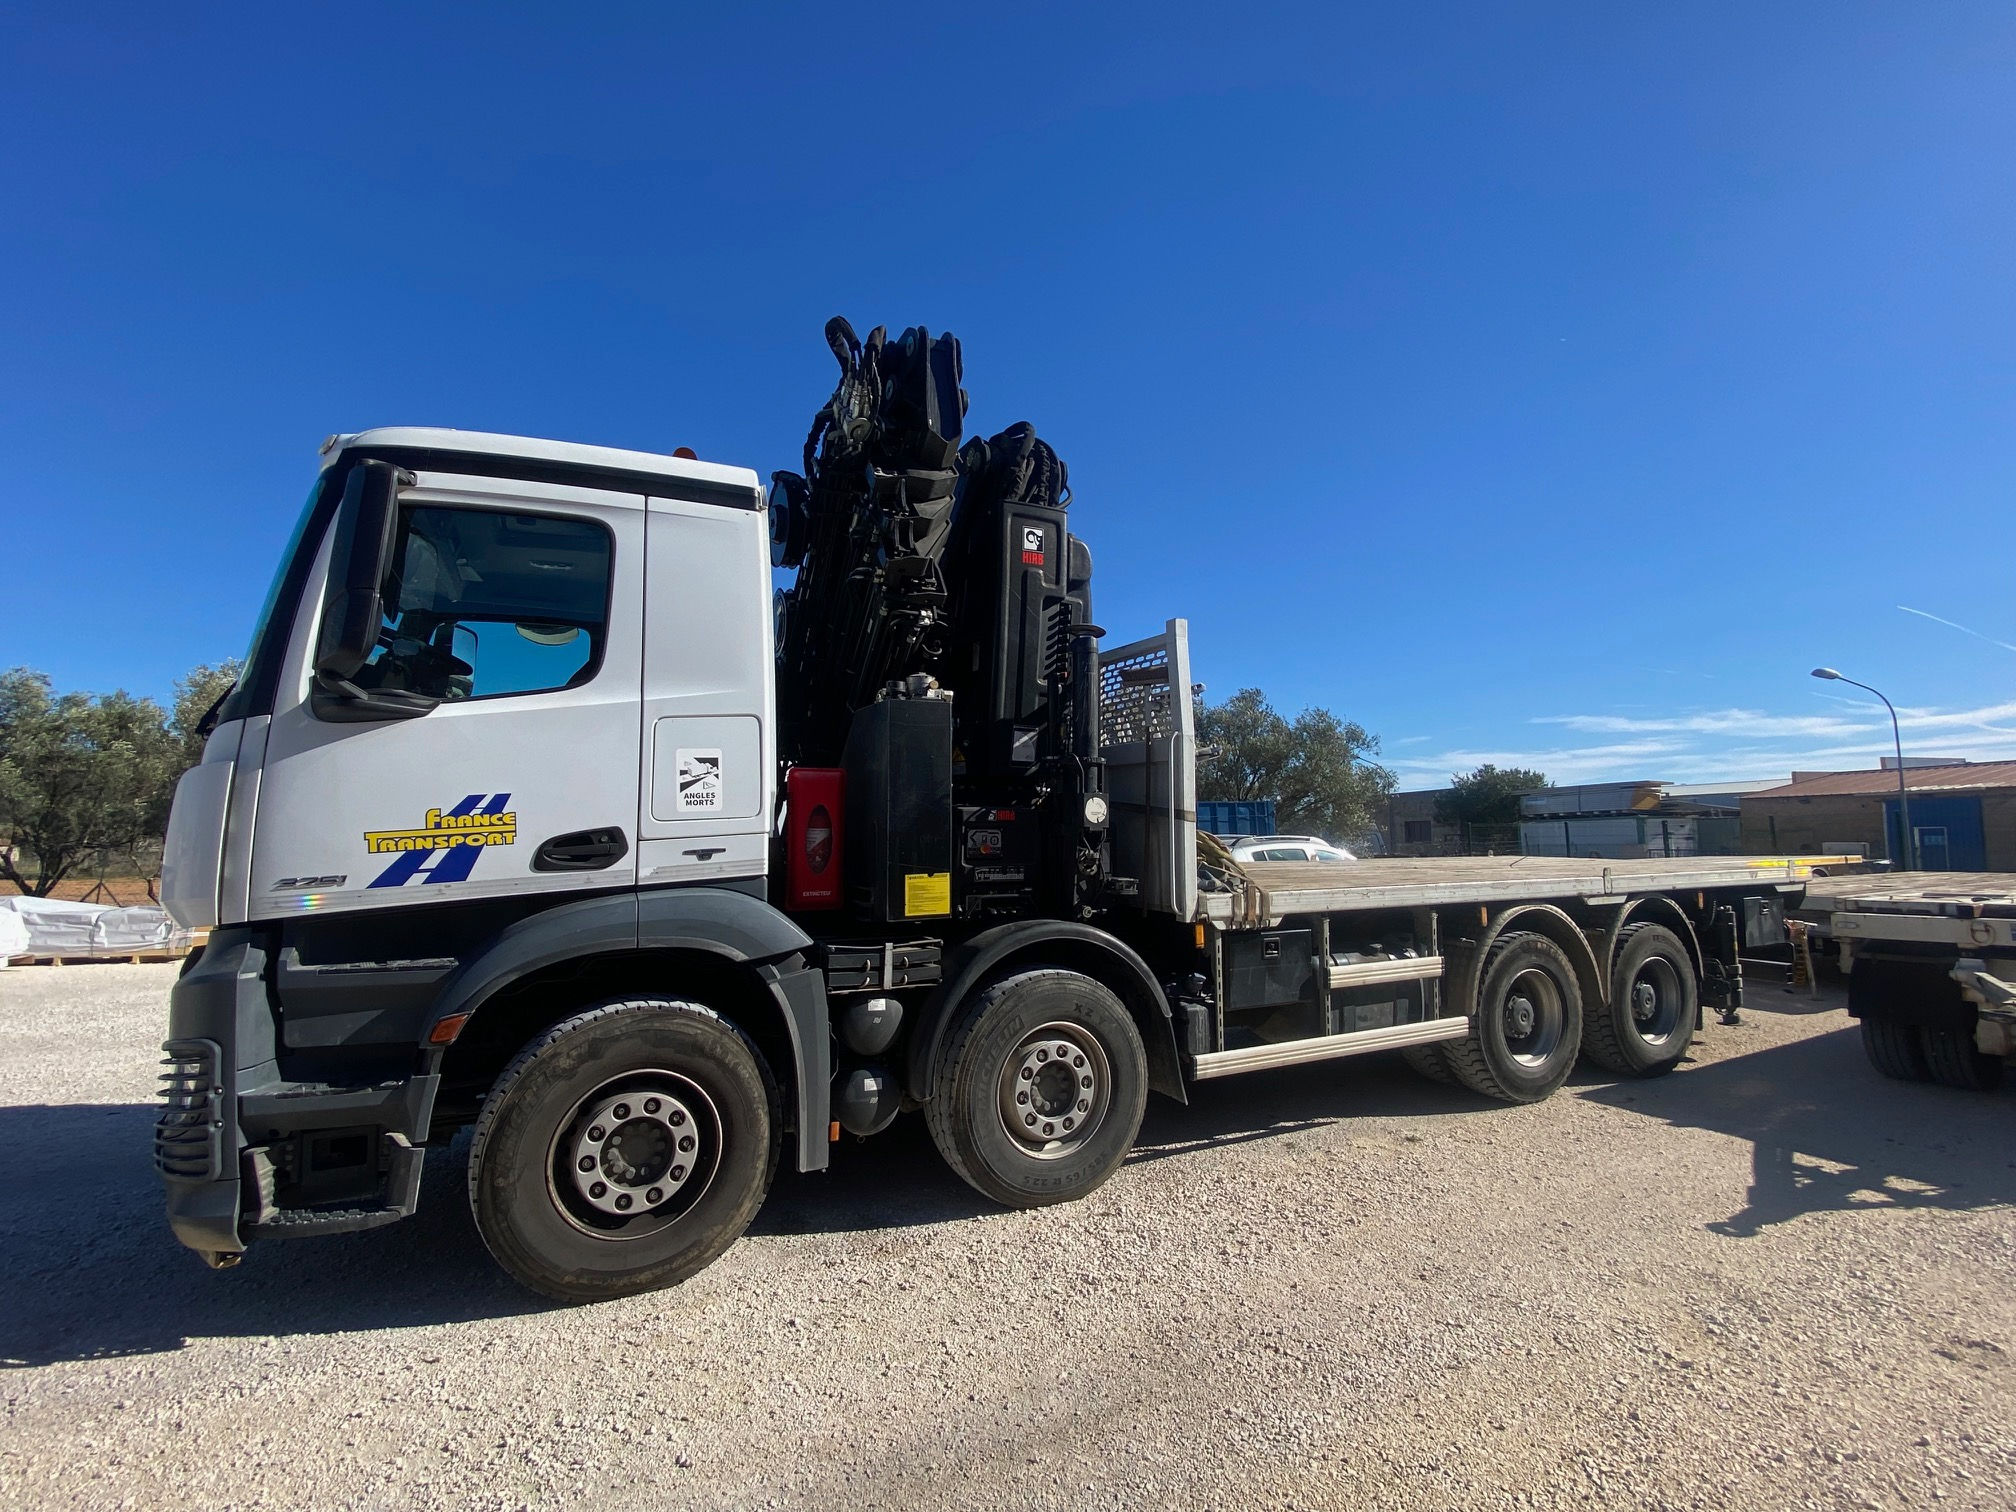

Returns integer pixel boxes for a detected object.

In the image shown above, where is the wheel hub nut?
[998,1025,1111,1160]
[568,1088,699,1218]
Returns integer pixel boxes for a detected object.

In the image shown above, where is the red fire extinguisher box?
[785,767,844,910]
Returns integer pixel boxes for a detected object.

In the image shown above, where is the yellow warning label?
[904,872,952,917]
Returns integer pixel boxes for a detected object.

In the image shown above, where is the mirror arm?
[311,673,439,724]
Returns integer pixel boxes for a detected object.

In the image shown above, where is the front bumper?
[158,929,437,1259]
[158,932,269,1257]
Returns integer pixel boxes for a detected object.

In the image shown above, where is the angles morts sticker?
[675,749,723,814]
[364,793,516,887]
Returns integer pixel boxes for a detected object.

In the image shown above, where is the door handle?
[532,827,629,872]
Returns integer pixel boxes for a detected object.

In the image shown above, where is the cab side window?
[352,505,613,701]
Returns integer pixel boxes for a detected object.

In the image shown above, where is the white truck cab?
[165,428,775,931]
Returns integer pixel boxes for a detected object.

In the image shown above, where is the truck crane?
[156,318,1839,1300]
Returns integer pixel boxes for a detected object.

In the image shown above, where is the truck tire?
[468,998,778,1302]
[1858,1015,1931,1082]
[1443,931,1583,1104]
[1920,1023,2004,1091]
[1399,1043,1459,1085]
[1582,923,1697,1077]
[924,969,1148,1209]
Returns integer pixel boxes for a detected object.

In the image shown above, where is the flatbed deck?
[1799,872,2016,918]
[1206,854,1856,926]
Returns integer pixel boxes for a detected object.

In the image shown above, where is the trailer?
[1796,872,2014,1091]
[154,318,1860,1301]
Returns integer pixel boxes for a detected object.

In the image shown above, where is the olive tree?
[1195,687,1394,843]
[0,659,239,895]
[0,670,178,895]
[1433,764,1552,829]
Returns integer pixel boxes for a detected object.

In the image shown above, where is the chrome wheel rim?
[1501,969,1565,1068]
[1628,955,1683,1046]
[547,1070,721,1240]
[997,1021,1111,1160]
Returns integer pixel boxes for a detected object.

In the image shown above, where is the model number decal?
[363,793,515,888]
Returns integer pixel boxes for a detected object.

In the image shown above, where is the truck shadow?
[0,1061,1491,1368]
[0,1105,552,1369]
[1130,1053,1491,1163]
[757,1052,1492,1240]
[15,1024,1986,1366]
[1578,1021,2016,1237]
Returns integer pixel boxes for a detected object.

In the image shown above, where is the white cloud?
[1533,709,1865,738]
[1388,739,1691,789]
[1896,699,2016,731]
[1386,690,2016,791]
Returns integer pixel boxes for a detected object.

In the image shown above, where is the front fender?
[419,886,815,1040]
[419,887,829,1173]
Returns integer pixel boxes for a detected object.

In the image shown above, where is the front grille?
[155,1038,225,1182]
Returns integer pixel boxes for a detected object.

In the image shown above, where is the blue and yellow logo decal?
[365,794,516,887]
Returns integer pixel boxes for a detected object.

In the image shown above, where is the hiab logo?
[364,794,516,888]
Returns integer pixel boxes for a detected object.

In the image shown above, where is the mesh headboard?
[1096,619,1197,919]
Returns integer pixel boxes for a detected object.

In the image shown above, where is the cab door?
[635,494,773,888]
[244,473,645,923]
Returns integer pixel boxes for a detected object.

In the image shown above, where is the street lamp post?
[1811,667,1915,870]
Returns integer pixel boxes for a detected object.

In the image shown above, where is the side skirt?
[1189,1016,1471,1081]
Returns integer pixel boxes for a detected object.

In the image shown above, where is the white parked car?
[1225,835,1357,864]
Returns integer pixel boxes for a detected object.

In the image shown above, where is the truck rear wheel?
[1850,959,1977,1085]
[924,969,1148,1208]
[468,998,778,1302]
[1920,1023,2004,1091]
[1443,931,1583,1103]
[1858,1016,1931,1082]
[1583,923,1697,1077]
[1399,1043,1459,1085]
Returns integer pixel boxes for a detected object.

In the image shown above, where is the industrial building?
[1516,781,1776,858]
[1383,788,1461,855]
[1739,761,2016,871]
[1382,779,1778,859]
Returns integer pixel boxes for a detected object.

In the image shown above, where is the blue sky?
[5,3,2013,790]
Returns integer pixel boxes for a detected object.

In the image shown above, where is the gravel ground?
[2,962,2013,1511]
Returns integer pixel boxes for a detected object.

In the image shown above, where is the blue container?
[1197,799,1276,838]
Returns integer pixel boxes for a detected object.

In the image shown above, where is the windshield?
[245,480,324,662]
[212,469,340,727]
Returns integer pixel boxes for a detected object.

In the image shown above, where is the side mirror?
[311,460,435,722]
[316,459,405,680]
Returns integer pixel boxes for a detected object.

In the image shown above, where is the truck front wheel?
[1583,923,1698,1077]
[468,999,778,1302]
[925,969,1148,1209]
[1443,931,1584,1103]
